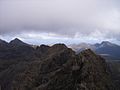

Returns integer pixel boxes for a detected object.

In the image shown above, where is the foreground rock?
[0,41,115,90]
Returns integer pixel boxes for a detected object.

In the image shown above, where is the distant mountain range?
[69,41,120,60]
[0,38,116,90]
[0,38,120,60]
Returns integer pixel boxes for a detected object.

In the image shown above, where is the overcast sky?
[0,0,120,45]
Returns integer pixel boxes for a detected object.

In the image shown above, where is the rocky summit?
[0,39,115,90]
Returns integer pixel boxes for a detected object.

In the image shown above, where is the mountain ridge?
[69,41,120,60]
[9,38,29,47]
[0,38,118,90]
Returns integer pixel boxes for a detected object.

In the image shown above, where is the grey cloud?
[0,0,120,40]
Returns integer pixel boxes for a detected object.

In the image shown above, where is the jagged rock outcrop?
[8,46,115,90]
[0,39,115,90]
[35,45,50,58]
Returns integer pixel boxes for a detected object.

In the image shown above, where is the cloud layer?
[0,0,120,44]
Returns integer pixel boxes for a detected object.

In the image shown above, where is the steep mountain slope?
[0,39,115,90]
[0,38,35,60]
[0,39,8,47]
[0,39,9,59]
[108,60,120,89]
[0,44,115,90]
[0,38,36,79]
[10,48,115,90]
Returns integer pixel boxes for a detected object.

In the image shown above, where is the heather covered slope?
[0,39,115,90]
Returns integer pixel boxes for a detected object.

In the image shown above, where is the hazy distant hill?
[69,41,120,60]
[0,38,116,90]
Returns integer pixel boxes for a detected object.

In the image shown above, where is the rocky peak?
[101,41,111,44]
[52,43,67,48]
[49,43,68,52]
[80,49,95,56]
[9,38,28,46]
[100,41,115,47]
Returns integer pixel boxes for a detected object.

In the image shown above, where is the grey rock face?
[0,40,115,90]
